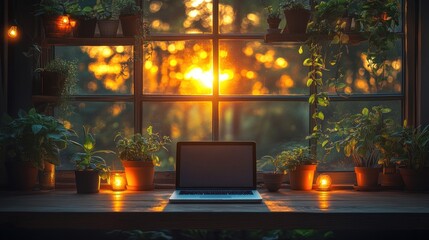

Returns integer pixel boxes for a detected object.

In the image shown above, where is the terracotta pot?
[41,71,66,96]
[283,9,310,34]
[399,168,429,192]
[122,160,155,191]
[75,170,100,194]
[263,173,284,192]
[39,161,55,190]
[355,167,381,188]
[5,161,38,191]
[120,14,140,36]
[43,15,72,38]
[289,164,317,190]
[74,18,97,37]
[98,19,119,37]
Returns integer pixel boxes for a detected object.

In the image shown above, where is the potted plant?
[69,126,114,193]
[35,0,75,38]
[323,106,394,190]
[0,108,71,190]
[265,5,282,34]
[117,0,142,37]
[282,145,317,190]
[393,122,429,191]
[280,0,311,34]
[68,3,97,38]
[95,0,120,37]
[115,126,171,191]
[258,153,287,192]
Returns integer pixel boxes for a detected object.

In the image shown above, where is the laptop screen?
[176,142,256,189]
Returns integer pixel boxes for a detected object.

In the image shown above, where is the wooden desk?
[1,189,429,231]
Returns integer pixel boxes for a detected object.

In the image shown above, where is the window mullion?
[212,0,220,140]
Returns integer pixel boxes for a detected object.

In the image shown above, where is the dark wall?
[420,0,429,125]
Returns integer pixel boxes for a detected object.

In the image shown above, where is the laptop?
[169,141,262,203]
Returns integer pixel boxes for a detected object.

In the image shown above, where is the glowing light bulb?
[316,174,332,191]
[7,25,18,39]
[61,15,70,24]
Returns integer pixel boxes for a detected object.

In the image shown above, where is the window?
[52,0,405,172]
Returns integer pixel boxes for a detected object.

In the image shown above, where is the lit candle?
[7,25,18,39]
[111,172,126,191]
[70,19,77,28]
[316,174,332,191]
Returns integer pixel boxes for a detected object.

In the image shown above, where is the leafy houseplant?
[281,145,317,190]
[94,0,120,37]
[258,152,287,192]
[265,6,282,33]
[323,106,395,189]
[36,58,78,117]
[115,126,171,191]
[68,3,98,37]
[280,0,310,34]
[117,0,143,36]
[0,108,71,190]
[393,123,429,191]
[69,126,114,193]
[35,0,75,37]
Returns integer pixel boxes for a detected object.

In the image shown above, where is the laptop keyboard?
[179,190,253,195]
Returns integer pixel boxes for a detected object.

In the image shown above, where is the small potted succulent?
[265,5,282,34]
[69,126,114,193]
[282,145,317,190]
[115,126,171,191]
[280,0,311,34]
[393,122,429,191]
[323,106,395,190]
[258,153,287,192]
[94,0,120,37]
[117,0,142,37]
[0,108,71,190]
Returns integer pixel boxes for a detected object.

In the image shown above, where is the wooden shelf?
[264,32,367,44]
[43,36,136,46]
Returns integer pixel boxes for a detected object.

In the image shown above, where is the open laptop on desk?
[169,141,262,203]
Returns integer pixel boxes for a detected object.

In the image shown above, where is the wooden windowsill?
[1,188,429,231]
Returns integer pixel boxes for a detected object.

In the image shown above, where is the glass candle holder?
[111,172,126,191]
[316,174,332,191]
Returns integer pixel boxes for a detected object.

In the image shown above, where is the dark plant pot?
[120,14,140,36]
[122,160,154,191]
[355,167,381,188]
[267,18,281,30]
[39,161,55,190]
[43,15,72,38]
[283,9,310,34]
[75,170,100,194]
[289,164,317,190]
[263,173,284,192]
[41,71,66,96]
[5,161,38,191]
[74,18,97,38]
[98,19,119,37]
[399,168,429,192]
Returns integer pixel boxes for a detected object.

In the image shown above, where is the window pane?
[319,100,402,171]
[219,0,278,33]
[142,101,212,170]
[322,39,403,95]
[143,40,213,95]
[220,40,308,95]
[145,0,212,34]
[55,46,133,95]
[219,101,309,164]
[56,102,133,170]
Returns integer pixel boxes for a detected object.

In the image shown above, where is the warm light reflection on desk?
[317,191,330,210]
[112,192,124,212]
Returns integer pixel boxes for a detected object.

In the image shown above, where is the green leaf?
[322,140,328,147]
[303,58,312,67]
[381,108,391,113]
[336,83,346,89]
[32,124,43,134]
[298,46,303,54]
[317,111,325,120]
[362,108,369,116]
[330,60,337,66]
[306,78,313,87]
[309,94,316,104]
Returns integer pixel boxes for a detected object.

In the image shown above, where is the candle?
[111,172,126,191]
[316,174,332,191]
[8,25,18,39]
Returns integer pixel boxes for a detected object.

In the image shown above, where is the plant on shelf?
[265,5,282,33]
[69,126,114,193]
[279,0,311,34]
[34,0,76,37]
[323,105,395,189]
[94,0,121,37]
[35,58,78,118]
[280,145,317,190]
[117,0,143,37]
[258,152,287,192]
[68,2,98,37]
[0,108,71,190]
[391,122,429,191]
[115,125,171,191]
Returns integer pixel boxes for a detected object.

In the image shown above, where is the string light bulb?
[7,25,19,39]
